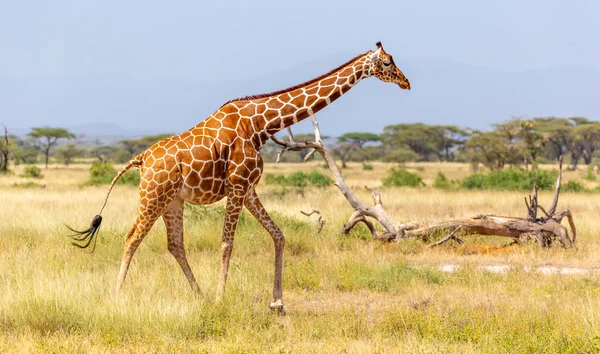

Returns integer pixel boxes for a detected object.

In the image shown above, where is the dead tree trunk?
[272,118,576,248]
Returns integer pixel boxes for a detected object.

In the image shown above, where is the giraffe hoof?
[269,299,285,315]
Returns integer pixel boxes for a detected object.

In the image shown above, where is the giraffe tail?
[66,152,145,252]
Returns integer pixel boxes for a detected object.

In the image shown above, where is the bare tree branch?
[547,155,563,216]
[301,209,325,234]
[271,118,576,249]
[427,226,463,248]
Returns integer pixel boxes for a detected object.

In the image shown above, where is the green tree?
[428,125,469,161]
[496,119,545,170]
[90,145,131,163]
[120,134,172,156]
[462,129,520,170]
[534,117,599,169]
[534,117,574,161]
[0,125,13,172]
[28,127,75,168]
[382,123,436,161]
[382,148,418,166]
[573,123,600,165]
[55,144,85,166]
[332,132,380,168]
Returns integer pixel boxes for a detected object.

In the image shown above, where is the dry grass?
[1,162,600,353]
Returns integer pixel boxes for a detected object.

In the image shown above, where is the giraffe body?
[70,42,410,311]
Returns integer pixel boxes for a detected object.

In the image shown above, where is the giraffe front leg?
[216,193,245,301]
[244,190,285,314]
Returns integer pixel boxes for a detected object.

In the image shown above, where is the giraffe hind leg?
[115,211,161,295]
[115,188,177,294]
[163,197,201,294]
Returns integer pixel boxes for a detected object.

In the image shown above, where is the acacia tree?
[462,129,521,170]
[534,117,574,161]
[497,119,545,170]
[0,124,12,172]
[120,134,172,156]
[331,132,380,168]
[572,119,600,166]
[55,144,85,166]
[534,117,599,170]
[28,127,75,168]
[89,145,130,163]
[382,123,435,161]
[427,125,469,161]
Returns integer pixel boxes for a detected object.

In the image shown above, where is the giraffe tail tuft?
[66,214,103,252]
[65,152,143,253]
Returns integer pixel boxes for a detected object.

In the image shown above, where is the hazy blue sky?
[2,0,599,79]
[1,0,599,135]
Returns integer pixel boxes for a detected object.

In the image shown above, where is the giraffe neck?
[225,51,375,147]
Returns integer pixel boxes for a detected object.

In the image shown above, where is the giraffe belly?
[178,177,226,205]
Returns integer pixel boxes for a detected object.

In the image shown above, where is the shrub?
[362,163,374,171]
[86,162,140,186]
[22,166,43,179]
[562,180,585,193]
[12,181,42,188]
[382,149,417,165]
[433,171,454,190]
[265,171,332,188]
[585,167,596,181]
[382,168,423,188]
[461,168,556,191]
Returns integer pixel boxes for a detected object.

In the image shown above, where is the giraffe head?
[369,42,411,90]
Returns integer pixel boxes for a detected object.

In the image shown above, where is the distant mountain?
[0,57,598,137]
[68,123,132,137]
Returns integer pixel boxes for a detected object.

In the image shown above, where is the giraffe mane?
[220,51,371,108]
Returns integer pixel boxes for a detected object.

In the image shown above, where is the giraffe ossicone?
[68,42,410,311]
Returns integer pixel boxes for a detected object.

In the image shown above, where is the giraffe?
[68,42,410,312]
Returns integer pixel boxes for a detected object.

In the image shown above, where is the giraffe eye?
[383,61,391,67]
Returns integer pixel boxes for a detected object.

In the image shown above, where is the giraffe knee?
[220,241,234,254]
[274,233,285,249]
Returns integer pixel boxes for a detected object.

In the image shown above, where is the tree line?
[264,117,600,170]
[0,117,598,172]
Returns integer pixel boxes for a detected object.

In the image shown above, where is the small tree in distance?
[28,127,75,168]
[332,132,381,168]
[56,144,84,166]
[0,124,13,173]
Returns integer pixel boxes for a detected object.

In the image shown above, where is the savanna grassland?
[1,162,600,353]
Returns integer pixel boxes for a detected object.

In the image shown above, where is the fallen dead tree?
[272,117,576,248]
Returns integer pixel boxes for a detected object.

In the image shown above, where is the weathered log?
[405,214,574,248]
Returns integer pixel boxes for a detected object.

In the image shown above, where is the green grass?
[1,162,600,352]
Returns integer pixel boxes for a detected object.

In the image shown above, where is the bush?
[362,163,374,171]
[433,172,454,190]
[12,181,42,188]
[382,168,423,188]
[461,168,556,191]
[22,166,43,179]
[562,180,585,193]
[382,149,417,165]
[86,162,140,186]
[585,167,596,181]
[265,171,333,188]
